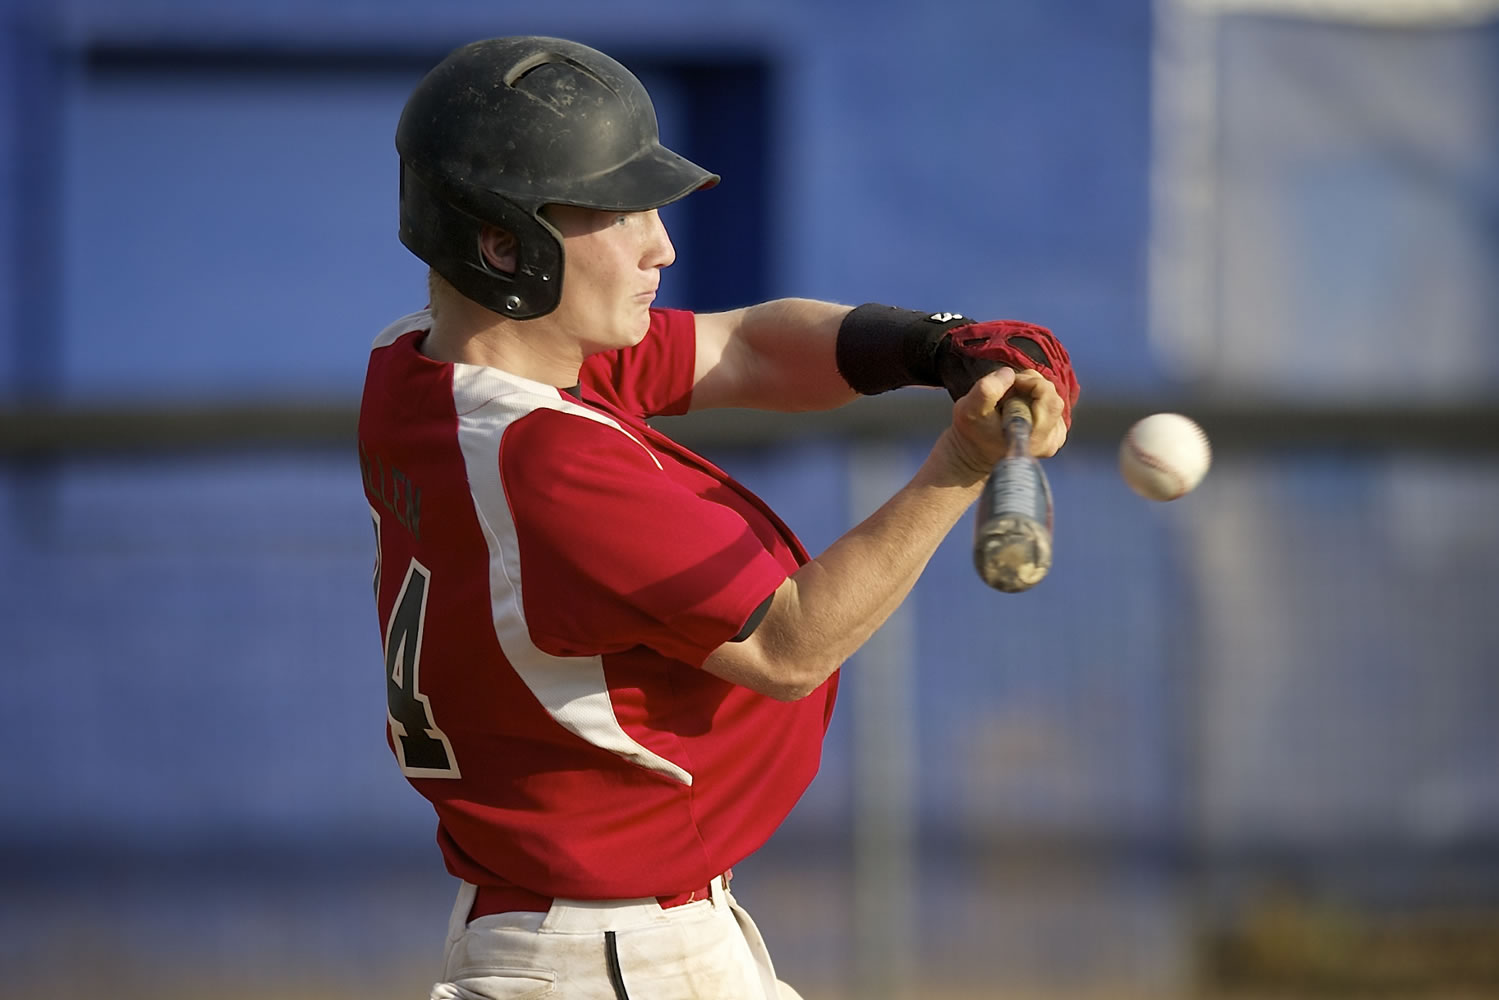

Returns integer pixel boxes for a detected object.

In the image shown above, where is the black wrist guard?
[834,304,973,396]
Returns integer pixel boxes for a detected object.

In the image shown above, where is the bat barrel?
[974,515,1053,592]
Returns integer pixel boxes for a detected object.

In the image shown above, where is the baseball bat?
[972,395,1054,593]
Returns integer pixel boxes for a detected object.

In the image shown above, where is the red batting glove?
[936,320,1080,426]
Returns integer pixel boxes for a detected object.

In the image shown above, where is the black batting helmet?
[396,36,719,319]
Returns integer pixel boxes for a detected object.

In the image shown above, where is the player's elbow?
[701,638,838,701]
[762,667,830,702]
[755,647,846,701]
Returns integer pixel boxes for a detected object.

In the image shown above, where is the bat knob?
[974,516,1053,593]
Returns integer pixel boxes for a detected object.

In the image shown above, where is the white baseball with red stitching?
[1120,413,1212,501]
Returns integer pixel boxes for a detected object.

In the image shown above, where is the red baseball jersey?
[357,306,838,900]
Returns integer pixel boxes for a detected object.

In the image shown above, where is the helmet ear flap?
[398,164,564,319]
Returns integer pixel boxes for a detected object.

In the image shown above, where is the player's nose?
[644,209,675,269]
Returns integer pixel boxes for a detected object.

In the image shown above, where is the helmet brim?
[556,143,719,213]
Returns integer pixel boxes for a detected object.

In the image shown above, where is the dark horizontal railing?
[2,395,1497,458]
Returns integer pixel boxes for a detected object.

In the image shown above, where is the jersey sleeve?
[501,409,786,666]
[579,308,697,419]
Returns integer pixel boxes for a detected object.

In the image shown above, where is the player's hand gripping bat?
[837,311,1071,592]
[972,395,1054,592]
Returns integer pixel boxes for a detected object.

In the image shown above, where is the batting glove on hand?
[937,320,1080,427]
[834,304,1080,427]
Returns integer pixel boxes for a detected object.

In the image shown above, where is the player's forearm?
[792,437,986,656]
[708,431,987,699]
[696,298,859,412]
[741,298,857,411]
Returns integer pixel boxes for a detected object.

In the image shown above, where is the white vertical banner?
[1149,0,1499,396]
[847,442,919,1000]
[1149,0,1224,379]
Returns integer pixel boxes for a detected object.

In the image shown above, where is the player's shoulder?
[649,305,695,332]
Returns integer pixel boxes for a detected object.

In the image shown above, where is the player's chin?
[621,304,653,343]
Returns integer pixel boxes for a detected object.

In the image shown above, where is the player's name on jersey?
[360,439,423,540]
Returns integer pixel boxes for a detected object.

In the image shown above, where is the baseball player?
[358,36,1079,1000]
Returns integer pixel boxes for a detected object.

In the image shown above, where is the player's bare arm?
[690,298,858,412]
[702,369,1027,701]
[698,302,1082,698]
[691,299,1072,454]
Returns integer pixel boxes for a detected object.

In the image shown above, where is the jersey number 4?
[378,538,462,779]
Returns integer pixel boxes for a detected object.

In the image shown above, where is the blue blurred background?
[2,0,1498,997]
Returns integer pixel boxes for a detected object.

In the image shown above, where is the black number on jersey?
[382,557,461,779]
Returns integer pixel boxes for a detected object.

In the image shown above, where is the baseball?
[1120,413,1212,501]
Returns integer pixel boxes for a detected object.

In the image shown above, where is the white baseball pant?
[429,875,804,1000]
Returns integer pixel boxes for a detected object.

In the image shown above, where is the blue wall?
[4,0,1157,403]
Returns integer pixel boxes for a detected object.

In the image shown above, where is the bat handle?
[1001,394,1033,456]
[1001,394,1034,427]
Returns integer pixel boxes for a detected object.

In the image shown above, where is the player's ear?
[478,225,518,275]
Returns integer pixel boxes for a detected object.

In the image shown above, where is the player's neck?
[422,300,583,388]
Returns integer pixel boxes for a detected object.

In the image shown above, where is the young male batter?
[359,35,1079,1000]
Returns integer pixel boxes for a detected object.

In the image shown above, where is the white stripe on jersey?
[451,361,689,785]
[372,309,434,349]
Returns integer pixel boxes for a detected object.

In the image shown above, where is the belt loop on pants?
[707,868,732,906]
